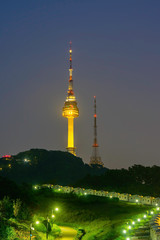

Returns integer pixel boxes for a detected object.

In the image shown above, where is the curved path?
[56,226,77,240]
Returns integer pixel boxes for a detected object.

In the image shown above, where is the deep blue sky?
[1,0,160,168]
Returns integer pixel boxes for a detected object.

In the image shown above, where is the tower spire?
[90,96,104,167]
[93,96,98,147]
[68,41,74,94]
[69,41,73,81]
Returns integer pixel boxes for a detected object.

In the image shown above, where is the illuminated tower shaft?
[90,96,104,166]
[68,118,74,148]
[62,43,79,155]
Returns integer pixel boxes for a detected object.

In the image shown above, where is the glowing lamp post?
[30,224,34,240]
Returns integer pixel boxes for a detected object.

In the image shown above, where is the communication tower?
[62,43,79,155]
[90,96,104,166]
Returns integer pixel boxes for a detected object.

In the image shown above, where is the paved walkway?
[56,226,77,240]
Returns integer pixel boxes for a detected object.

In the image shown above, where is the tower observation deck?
[62,43,79,156]
[90,96,104,167]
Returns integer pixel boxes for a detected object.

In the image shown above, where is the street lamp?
[30,224,35,240]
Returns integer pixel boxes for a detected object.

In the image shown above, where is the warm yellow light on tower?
[62,42,79,156]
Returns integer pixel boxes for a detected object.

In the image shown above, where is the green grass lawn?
[33,190,152,240]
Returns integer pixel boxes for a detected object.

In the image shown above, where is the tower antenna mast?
[90,96,104,167]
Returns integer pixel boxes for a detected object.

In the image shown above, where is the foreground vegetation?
[0,195,61,240]
[34,188,152,240]
[0,175,153,240]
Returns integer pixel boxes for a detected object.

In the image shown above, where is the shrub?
[0,221,16,240]
[13,199,22,218]
[0,196,13,219]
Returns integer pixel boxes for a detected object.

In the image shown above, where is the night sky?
[1,0,160,168]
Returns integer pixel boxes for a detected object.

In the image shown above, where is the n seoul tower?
[90,96,104,166]
[62,43,79,156]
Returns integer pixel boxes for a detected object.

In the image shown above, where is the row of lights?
[34,185,160,208]
[122,206,160,240]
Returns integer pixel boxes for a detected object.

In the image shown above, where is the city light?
[24,158,29,162]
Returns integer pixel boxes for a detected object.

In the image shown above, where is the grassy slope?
[34,191,152,240]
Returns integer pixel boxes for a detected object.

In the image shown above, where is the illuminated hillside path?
[56,226,77,240]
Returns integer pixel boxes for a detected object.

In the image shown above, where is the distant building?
[2,155,12,160]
